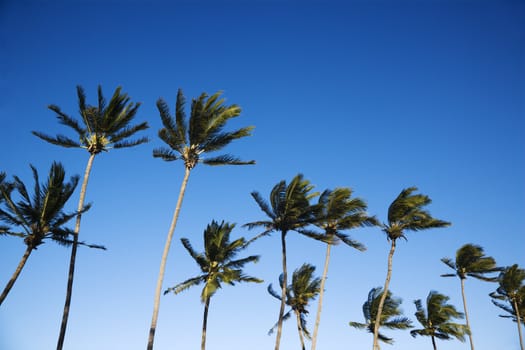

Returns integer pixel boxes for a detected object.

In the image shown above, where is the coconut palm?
[244,174,322,350]
[33,85,148,349]
[268,263,321,350]
[164,220,262,350]
[411,291,468,350]
[310,188,378,350]
[0,162,101,306]
[441,243,501,350]
[373,187,450,350]
[490,264,525,350]
[149,89,254,349]
[350,287,412,346]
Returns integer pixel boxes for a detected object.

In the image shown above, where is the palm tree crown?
[33,85,149,154]
[411,291,468,349]
[350,287,413,345]
[441,244,501,281]
[490,264,525,322]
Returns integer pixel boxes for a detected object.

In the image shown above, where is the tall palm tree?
[373,187,450,350]
[268,263,321,350]
[310,188,378,350]
[149,89,254,349]
[164,220,262,350]
[33,85,148,349]
[0,162,100,306]
[350,287,412,346]
[244,174,321,350]
[441,243,501,350]
[411,291,468,350]
[489,264,525,350]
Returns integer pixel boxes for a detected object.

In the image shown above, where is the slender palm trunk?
[274,230,288,350]
[148,166,191,350]
[373,239,397,350]
[57,153,95,350]
[201,296,211,350]
[431,335,437,350]
[513,300,524,350]
[0,245,32,305]
[311,242,332,350]
[295,310,306,350]
[460,278,475,350]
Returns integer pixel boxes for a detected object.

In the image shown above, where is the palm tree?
[310,188,378,350]
[350,287,412,346]
[441,243,501,350]
[268,263,321,350]
[411,291,468,350]
[164,220,262,350]
[244,174,321,350]
[33,85,148,349]
[373,187,450,350]
[149,89,254,349]
[489,264,525,350]
[0,162,101,306]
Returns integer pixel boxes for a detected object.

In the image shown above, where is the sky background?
[1,0,524,349]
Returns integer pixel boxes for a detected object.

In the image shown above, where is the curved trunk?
[147,166,191,350]
[513,299,524,350]
[431,335,437,350]
[460,278,475,350]
[310,242,332,350]
[274,230,288,350]
[295,310,306,350]
[201,296,211,350]
[0,245,33,305]
[57,153,95,350]
[373,239,397,350]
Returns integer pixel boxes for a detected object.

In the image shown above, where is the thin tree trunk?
[274,230,288,350]
[57,153,95,350]
[311,242,332,350]
[513,299,524,350]
[295,310,306,350]
[460,278,475,350]
[431,335,437,350]
[373,239,397,350]
[0,245,32,305]
[147,166,191,350]
[201,296,211,350]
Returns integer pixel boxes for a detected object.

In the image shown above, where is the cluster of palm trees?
[1,85,524,350]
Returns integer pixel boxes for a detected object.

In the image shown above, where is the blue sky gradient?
[1,0,524,349]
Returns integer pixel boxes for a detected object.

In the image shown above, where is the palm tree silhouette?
[149,89,254,349]
[33,85,148,349]
[164,220,262,350]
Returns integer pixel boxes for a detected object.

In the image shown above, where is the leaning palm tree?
[164,220,262,350]
[33,85,148,349]
[441,243,501,350]
[350,287,412,347]
[310,188,378,350]
[149,89,254,349]
[411,291,468,350]
[489,264,525,350]
[244,174,322,350]
[268,263,321,350]
[0,162,101,306]
[373,187,450,350]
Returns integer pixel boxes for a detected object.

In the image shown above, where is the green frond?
[152,147,179,162]
[202,154,255,166]
[32,132,81,148]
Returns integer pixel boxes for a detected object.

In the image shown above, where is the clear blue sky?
[1,0,524,349]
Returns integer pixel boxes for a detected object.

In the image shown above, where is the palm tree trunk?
[513,299,524,350]
[373,239,397,350]
[431,335,437,350]
[295,310,306,350]
[0,245,32,305]
[274,230,288,350]
[460,278,475,350]
[201,296,211,350]
[310,242,332,350]
[148,166,191,350]
[57,153,95,350]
